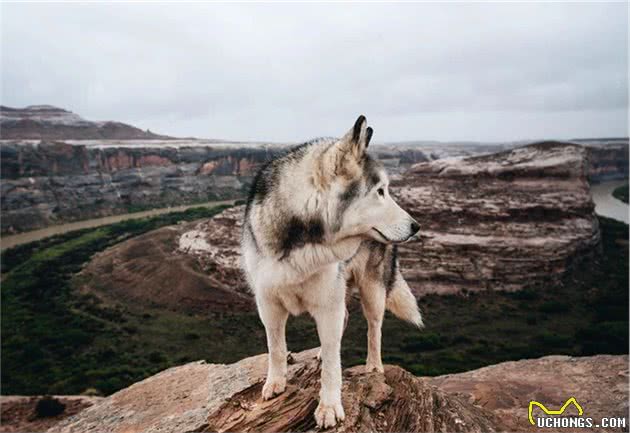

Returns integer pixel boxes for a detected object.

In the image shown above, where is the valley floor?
[0,199,235,251]
[1,206,628,396]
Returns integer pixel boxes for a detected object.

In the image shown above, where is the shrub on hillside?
[34,396,65,418]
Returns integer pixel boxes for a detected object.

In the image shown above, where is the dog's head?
[319,115,420,244]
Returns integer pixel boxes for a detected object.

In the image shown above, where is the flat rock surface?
[46,350,627,433]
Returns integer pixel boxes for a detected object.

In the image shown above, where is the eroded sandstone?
[77,207,252,314]
[393,141,601,295]
[1,127,626,235]
[79,142,604,307]
[45,349,628,433]
[47,349,505,433]
[0,140,275,234]
[429,354,629,432]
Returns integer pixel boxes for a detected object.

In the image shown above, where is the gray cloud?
[1,2,627,142]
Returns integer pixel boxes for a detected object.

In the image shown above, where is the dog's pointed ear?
[365,126,373,149]
[338,115,372,159]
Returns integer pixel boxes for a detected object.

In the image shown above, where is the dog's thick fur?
[241,116,423,428]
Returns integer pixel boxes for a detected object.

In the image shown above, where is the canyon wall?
[394,141,601,296]
[0,141,279,234]
[78,142,602,306]
[1,106,626,235]
[585,140,630,182]
[1,138,626,235]
[0,140,431,234]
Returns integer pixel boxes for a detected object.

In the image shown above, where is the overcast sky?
[2,2,628,142]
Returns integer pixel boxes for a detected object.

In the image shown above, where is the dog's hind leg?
[257,295,289,400]
[386,270,423,328]
[359,281,386,373]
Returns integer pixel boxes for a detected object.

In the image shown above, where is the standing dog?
[241,115,423,428]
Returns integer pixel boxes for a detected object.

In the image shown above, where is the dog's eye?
[377,188,385,197]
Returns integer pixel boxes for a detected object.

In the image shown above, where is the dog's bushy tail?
[386,276,424,328]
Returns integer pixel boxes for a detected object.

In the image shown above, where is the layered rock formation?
[46,349,628,433]
[0,141,277,234]
[78,142,602,305]
[1,106,626,235]
[0,140,435,234]
[393,141,601,295]
[0,105,171,140]
[582,139,630,182]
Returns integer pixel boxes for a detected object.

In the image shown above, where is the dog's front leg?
[257,296,289,400]
[312,299,346,428]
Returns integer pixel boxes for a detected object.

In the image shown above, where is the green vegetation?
[2,214,628,396]
[1,205,233,395]
[613,183,629,204]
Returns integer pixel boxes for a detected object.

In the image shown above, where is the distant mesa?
[0,105,174,140]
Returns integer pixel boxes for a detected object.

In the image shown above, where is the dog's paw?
[315,401,345,429]
[365,363,384,373]
[261,377,286,400]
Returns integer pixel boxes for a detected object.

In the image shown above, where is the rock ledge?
[47,349,503,433]
[47,349,628,433]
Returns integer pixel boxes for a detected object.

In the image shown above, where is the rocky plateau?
[0,105,171,140]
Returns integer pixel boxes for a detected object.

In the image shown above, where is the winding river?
[590,179,629,224]
[0,200,234,251]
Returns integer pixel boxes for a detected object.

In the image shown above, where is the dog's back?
[241,139,332,261]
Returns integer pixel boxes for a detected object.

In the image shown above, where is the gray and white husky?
[241,115,423,428]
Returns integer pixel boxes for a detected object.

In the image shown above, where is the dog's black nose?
[410,221,420,235]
